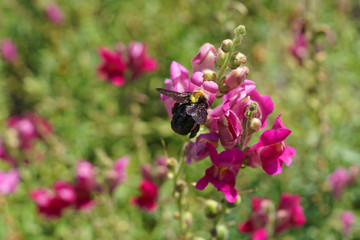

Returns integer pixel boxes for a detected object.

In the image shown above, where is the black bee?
[156,88,210,138]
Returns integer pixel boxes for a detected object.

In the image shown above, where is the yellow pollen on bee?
[190,90,205,103]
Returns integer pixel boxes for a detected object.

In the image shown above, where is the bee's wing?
[156,88,190,103]
[186,103,208,125]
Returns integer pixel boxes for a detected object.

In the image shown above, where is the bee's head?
[189,90,205,103]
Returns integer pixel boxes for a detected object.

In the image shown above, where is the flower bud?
[221,39,233,53]
[234,25,246,36]
[192,43,217,73]
[250,118,261,131]
[222,66,249,92]
[201,69,217,82]
[184,212,193,228]
[215,49,227,67]
[225,195,241,208]
[249,102,258,112]
[166,157,178,179]
[229,52,246,69]
[173,211,180,219]
[215,225,229,240]
[175,180,187,193]
[204,199,221,219]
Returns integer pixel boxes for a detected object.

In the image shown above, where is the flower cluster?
[46,2,65,25]
[0,38,18,64]
[238,193,306,239]
[327,165,359,199]
[339,211,356,237]
[97,42,157,87]
[158,26,296,203]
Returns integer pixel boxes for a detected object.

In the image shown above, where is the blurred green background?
[1,0,360,239]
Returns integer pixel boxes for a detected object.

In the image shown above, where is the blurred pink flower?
[289,19,308,65]
[340,211,355,237]
[246,114,296,175]
[252,229,268,240]
[76,161,96,191]
[328,167,350,199]
[192,43,217,73]
[0,39,18,64]
[107,156,129,194]
[97,47,128,87]
[195,144,245,202]
[0,169,20,194]
[131,179,158,211]
[184,132,219,164]
[274,193,306,233]
[7,113,52,149]
[46,3,65,25]
[127,41,157,79]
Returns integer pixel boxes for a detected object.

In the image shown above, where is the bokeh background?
[1,0,360,239]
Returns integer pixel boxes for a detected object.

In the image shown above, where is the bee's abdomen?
[171,104,196,135]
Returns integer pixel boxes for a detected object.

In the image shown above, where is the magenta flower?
[340,211,355,237]
[289,19,308,65]
[0,39,18,64]
[195,144,245,202]
[127,41,157,79]
[327,167,350,199]
[246,114,296,175]
[274,193,306,233]
[184,132,219,164]
[192,43,217,73]
[7,113,52,149]
[106,156,129,194]
[131,179,158,211]
[97,47,127,87]
[222,66,249,93]
[0,169,20,194]
[76,161,96,192]
[46,3,65,25]
[238,197,271,237]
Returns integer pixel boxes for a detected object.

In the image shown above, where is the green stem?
[173,156,186,236]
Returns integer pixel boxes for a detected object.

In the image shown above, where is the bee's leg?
[172,103,180,115]
[189,124,200,138]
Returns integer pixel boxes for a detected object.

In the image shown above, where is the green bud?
[175,180,187,194]
[204,200,221,219]
[202,69,217,82]
[234,25,246,36]
[229,52,246,69]
[250,118,262,131]
[216,225,229,240]
[166,158,178,179]
[225,195,241,208]
[249,102,258,112]
[216,49,227,67]
[221,39,233,53]
[184,212,193,228]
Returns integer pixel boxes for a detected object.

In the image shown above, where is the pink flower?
[0,140,16,167]
[327,167,350,199]
[7,113,52,149]
[0,169,20,194]
[195,144,245,202]
[97,47,127,87]
[46,3,65,25]
[0,39,18,64]
[131,179,158,211]
[184,132,219,164]
[106,156,129,194]
[246,114,296,175]
[289,20,308,65]
[274,193,306,233]
[192,43,217,73]
[127,41,157,79]
[76,161,96,192]
[340,211,355,237]
[222,66,249,93]
[238,197,271,237]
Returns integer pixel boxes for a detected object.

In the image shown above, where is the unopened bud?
[221,39,233,53]
[250,118,262,131]
[173,211,180,219]
[202,69,217,82]
[216,225,229,240]
[175,180,187,193]
[234,25,246,36]
[166,158,178,179]
[216,49,227,67]
[225,195,241,208]
[222,66,249,92]
[204,200,221,219]
[249,102,258,112]
[184,212,193,228]
[229,52,246,69]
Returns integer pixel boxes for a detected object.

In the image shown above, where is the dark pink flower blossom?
[46,3,65,25]
[289,20,308,65]
[340,211,355,237]
[0,169,20,194]
[184,132,219,164]
[76,161,96,191]
[192,43,217,73]
[238,197,271,237]
[131,179,158,211]
[246,114,296,175]
[7,113,52,149]
[127,41,157,79]
[0,39,18,64]
[274,193,306,233]
[107,156,129,194]
[195,144,245,202]
[97,47,127,87]
[327,167,350,199]
[222,66,249,93]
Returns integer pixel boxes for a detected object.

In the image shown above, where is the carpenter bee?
[156,88,210,138]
